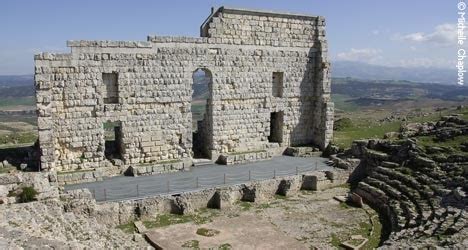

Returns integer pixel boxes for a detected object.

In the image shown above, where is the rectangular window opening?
[103,72,119,104]
[104,121,122,160]
[272,72,284,97]
[268,111,283,143]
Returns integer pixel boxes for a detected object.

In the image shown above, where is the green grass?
[143,213,193,228]
[196,227,220,237]
[336,183,351,189]
[460,107,468,120]
[218,243,232,250]
[181,239,200,248]
[334,118,353,131]
[8,221,19,227]
[257,203,271,209]
[18,186,38,203]
[339,202,351,209]
[332,105,468,149]
[365,216,382,249]
[237,201,253,211]
[330,233,341,248]
[329,207,382,249]
[116,221,136,234]
[143,209,220,228]
[332,94,359,112]
[274,194,288,200]
[0,132,37,145]
[333,121,401,149]
[416,135,468,155]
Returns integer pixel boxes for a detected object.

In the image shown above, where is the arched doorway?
[192,68,212,159]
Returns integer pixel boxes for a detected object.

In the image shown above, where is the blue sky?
[0,0,458,74]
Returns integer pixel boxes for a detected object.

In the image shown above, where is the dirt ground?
[144,187,381,249]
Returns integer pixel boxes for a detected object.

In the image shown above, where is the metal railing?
[91,160,325,202]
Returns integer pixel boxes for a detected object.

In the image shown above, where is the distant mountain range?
[0,61,459,90]
[332,61,456,85]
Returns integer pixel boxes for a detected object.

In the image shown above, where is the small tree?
[18,186,38,203]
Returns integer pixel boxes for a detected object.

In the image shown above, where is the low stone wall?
[56,166,121,185]
[62,168,350,227]
[127,159,191,176]
[284,146,322,157]
[56,159,193,184]
[216,150,274,165]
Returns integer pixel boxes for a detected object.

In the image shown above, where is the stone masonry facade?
[34,7,333,173]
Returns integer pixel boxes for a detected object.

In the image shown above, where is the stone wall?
[35,7,333,173]
[61,169,349,227]
[0,172,59,204]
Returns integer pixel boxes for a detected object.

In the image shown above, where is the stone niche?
[34,6,334,175]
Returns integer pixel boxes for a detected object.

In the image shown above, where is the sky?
[0,0,459,75]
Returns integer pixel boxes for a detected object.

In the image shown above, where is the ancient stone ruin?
[34,6,333,175]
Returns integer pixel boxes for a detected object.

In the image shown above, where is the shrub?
[18,186,38,203]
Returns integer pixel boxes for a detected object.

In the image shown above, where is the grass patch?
[332,106,468,149]
[116,221,136,234]
[218,243,232,250]
[181,239,199,248]
[333,120,401,149]
[8,221,19,227]
[366,216,382,249]
[196,227,220,237]
[336,183,351,189]
[332,94,359,112]
[18,186,38,203]
[191,208,220,224]
[356,222,372,237]
[339,202,350,209]
[274,194,288,200]
[257,203,271,209]
[143,213,192,228]
[330,233,342,247]
[416,135,468,154]
[237,201,253,211]
[143,209,220,228]
[334,117,353,131]
[0,132,37,145]
[459,107,468,120]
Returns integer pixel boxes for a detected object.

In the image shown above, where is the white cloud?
[393,23,457,46]
[336,48,383,63]
[372,29,380,35]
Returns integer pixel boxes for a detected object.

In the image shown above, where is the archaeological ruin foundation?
[34,7,333,173]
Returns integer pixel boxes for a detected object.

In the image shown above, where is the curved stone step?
[364,177,419,228]
[369,169,436,224]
